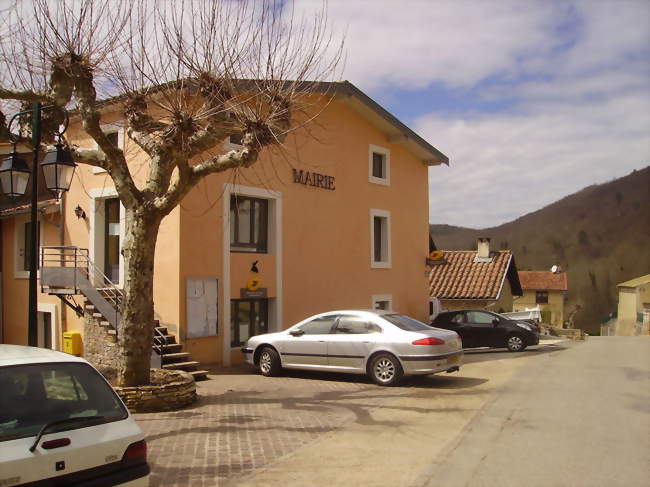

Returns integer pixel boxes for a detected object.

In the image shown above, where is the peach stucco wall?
[3,94,435,367]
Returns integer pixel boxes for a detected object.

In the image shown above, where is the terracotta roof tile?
[429,250,512,300]
[518,271,568,291]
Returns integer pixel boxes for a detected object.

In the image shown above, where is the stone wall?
[83,309,120,373]
[113,369,197,412]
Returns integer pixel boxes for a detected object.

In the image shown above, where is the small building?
[428,238,522,314]
[514,270,568,327]
[615,275,650,336]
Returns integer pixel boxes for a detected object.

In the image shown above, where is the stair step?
[108,329,116,335]
[161,352,190,363]
[160,343,183,353]
[99,321,111,327]
[162,361,200,371]
[154,326,168,335]
[190,370,209,381]
[85,304,95,310]
[92,312,103,318]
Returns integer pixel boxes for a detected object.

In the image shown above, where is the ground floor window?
[231,299,268,347]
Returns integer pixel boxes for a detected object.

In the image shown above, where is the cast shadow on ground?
[462,343,568,365]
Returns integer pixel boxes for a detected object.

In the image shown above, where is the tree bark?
[116,207,162,386]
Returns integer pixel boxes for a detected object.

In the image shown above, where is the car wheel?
[258,347,281,377]
[369,353,403,386]
[506,334,526,352]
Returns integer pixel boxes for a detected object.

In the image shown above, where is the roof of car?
[0,345,87,367]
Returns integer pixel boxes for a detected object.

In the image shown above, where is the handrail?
[152,327,168,358]
[40,246,124,334]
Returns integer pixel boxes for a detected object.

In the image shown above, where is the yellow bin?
[62,332,83,356]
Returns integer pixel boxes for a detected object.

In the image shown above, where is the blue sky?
[297,0,650,228]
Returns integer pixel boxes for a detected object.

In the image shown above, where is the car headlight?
[516,323,532,331]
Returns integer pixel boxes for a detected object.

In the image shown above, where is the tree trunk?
[116,208,162,386]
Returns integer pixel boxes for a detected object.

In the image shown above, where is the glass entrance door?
[104,198,121,284]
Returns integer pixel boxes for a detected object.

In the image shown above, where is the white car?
[0,345,150,486]
[242,310,463,386]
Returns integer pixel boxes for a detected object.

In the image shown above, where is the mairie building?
[0,81,448,372]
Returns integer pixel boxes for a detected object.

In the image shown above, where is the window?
[466,311,495,324]
[230,195,268,253]
[104,198,121,284]
[370,209,391,268]
[93,125,123,174]
[383,314,431,331]
[536,291,549,304]
[368,144,390,185]
[334,316,381,334]
[298,315,339,335]
[230,299,268,347]
[450,313,465,324]
[0,363,127,442]
[372,294,393,311]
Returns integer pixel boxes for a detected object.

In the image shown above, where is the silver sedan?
[241,310,463,386]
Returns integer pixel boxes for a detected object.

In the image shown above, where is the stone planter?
[111,369,197,413]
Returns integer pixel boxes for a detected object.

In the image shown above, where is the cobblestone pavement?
[135,366,418,487]
[136,343,566,486]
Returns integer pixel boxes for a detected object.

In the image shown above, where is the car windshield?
[382,314,431,331]
[0,362,127,442]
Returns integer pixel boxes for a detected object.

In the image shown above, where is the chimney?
[476,237,491,261]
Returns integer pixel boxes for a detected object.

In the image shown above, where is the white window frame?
[368,144,390,186]
[37,303,60,350]
[88,187,125,288]
[222,184,283,365]
[92,123,124,174]
[372,294,393,311]
[370,208,392,268]
[14,214,41,279]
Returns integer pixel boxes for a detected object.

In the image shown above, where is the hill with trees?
[430,167,650,333]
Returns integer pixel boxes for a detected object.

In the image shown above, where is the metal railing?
[40,246,124,332]
[151,327,169,369]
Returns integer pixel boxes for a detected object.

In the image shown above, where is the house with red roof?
[428,238,523,314]
[514,270,568,327]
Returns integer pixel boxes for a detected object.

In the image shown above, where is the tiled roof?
[429,250,513,300]
[617,274,650,289]
[518,271,568,291]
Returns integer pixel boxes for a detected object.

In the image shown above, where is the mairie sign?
[292,169,335,190]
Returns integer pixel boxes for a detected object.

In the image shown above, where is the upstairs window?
[230,195,268,253]
[370,209,391,268]
[368,144,390,185]
[536,291,549,304]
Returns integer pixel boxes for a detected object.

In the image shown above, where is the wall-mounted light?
[74,204,86,219]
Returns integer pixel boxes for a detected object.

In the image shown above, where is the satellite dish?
[550,265,558,273]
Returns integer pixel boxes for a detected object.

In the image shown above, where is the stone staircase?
[40,246,208,381]
[152,321,209,381]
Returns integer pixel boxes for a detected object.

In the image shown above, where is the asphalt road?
[418,336,650,487]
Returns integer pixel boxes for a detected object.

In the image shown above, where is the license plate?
[447,355,459,364]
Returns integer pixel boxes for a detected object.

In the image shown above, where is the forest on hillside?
[430,167,650,333]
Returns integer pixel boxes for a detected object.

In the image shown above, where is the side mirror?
[289,329,304,337]
[492,319,499,326]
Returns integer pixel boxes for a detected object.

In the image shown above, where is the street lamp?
[0,103,76,347]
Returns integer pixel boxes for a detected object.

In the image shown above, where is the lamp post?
[0,103,76,347]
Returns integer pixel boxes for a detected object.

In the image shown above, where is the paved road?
[418,336,650,487]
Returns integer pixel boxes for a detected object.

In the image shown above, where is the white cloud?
[293,0,650,228]
[294,0,560,90]
[419,85,650,228]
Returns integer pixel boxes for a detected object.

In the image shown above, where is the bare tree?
[0,0,342,386]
